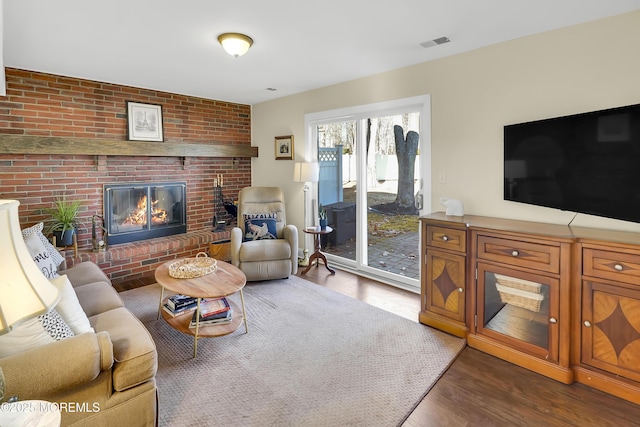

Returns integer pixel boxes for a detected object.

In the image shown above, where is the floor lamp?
[293,162,319,266]
[0,200,61,403]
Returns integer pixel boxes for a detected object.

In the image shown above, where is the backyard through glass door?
[316,112,423,290]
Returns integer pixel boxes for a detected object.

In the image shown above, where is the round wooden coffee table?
[155,259,248,357]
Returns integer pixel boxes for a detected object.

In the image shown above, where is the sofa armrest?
[230,227,243,267]
[283,224,298,275]
[0,331,113,401]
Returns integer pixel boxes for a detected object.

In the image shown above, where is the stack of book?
[189,297,232,328]
[163,294,199,317]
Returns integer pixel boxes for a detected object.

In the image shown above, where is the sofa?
[0,255,158,426]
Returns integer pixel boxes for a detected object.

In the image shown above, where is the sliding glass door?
[307,96,431,292]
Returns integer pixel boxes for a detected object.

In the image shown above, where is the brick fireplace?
[0,68,253,284]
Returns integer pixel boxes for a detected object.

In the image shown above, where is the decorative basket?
[495,282,544,312]
[494,274,542,294]
[168,252,217,279]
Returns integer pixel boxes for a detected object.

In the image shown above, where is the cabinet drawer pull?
[549,317,557,324]
[441,235,449,241]
[511,250,519,257]
[614,264,623,271]
[457,287,464,293]
[584,321,592,328]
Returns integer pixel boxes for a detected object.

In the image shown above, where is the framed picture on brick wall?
[126,101,164,142]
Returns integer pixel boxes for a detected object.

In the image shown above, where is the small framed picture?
[126,101,164,142]
[274,135,294,160]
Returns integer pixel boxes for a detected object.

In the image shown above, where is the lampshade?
[217,33,253,58]
[293,162,320,183]
[0,200,59,335]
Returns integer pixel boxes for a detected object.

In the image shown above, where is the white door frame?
[304,95,432,292]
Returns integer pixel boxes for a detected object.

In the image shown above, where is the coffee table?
[155,259,248,357]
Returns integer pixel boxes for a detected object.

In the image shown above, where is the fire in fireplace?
[104,182,187,244]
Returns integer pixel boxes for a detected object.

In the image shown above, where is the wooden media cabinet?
[420,212,640,405]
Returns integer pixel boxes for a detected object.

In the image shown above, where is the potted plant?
[44,194,82,247]
[318,204,328,230]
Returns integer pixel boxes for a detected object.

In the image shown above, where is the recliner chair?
[230,187,298,281]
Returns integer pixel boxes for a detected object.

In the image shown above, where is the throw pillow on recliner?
[243,213,277,241]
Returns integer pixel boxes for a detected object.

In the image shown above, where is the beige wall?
[252,10,640,234]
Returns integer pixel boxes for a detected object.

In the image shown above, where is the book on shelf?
[189,307,233,328]
[199,297,230,318]
[162,303,198,317]
[166,294,198,310]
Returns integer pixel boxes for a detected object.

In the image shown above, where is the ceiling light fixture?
[217,33,253,58]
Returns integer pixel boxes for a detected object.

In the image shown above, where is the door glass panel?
[365,114,420,280]
[483,272,550,349]
[318,121,357,261]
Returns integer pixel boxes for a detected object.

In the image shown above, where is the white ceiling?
[4,0,640,105]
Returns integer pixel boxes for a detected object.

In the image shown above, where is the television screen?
[504,103,640,223]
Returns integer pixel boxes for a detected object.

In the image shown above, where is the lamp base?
[298,249,310,267]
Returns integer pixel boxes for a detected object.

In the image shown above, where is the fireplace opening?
[104,182,187,244]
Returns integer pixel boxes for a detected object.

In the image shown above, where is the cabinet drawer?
[583,248,640,286]
[426,226,466,252]
[477,235,560,274]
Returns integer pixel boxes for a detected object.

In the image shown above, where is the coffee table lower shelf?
[160,296,248,356]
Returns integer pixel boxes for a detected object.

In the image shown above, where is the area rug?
[120,275,465,427]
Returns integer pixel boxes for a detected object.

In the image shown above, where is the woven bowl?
[168,252,217,279]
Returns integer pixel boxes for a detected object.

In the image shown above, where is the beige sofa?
[0,262,157,427]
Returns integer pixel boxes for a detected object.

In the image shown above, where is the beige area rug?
[120,275,465,427]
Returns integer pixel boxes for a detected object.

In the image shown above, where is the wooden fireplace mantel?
[0,135,259,158]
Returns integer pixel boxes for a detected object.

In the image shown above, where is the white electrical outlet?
[439,172,446,184]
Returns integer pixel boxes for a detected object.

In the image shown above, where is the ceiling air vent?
[420,37,451,49]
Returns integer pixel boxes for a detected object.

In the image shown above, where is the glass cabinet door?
[476,263,559,362]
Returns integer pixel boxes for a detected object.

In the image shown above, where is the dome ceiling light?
[217,33,254,58]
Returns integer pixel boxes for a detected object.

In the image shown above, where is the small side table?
[301,226,335,275]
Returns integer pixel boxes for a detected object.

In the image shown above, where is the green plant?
[318,204,327,220]
[44,194,82,238]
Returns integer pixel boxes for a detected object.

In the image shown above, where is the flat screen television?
[504,103,640,224]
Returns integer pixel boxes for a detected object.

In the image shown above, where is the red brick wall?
[0,68,251,283]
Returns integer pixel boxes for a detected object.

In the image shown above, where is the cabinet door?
[581,280,640,382]
[476,263,559,362]
[425,249,465,322]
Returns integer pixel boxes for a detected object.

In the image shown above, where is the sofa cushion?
[239,238,292,262]
[74,282,124,318]
[23,231,60,279]
[89,307,157,392]
[0,309,74,358]
[21,222,66,270]
[59,261,111,288]
[50,274,95,335]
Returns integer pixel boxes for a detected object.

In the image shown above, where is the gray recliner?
[230,187,298,281]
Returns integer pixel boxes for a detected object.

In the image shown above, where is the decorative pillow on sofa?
[0,309,74,358]
[23,231,59,279]
[50,275,95,335]
[243,213,277,241]
[21,222,65,272]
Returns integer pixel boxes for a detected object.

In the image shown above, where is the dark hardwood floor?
[117,266,640,426]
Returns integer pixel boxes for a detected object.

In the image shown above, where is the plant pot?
[53,228,76,247]
[319,219,328,230]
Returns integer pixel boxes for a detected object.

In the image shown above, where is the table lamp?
[0,200,60,402]
[293,162,319,266]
